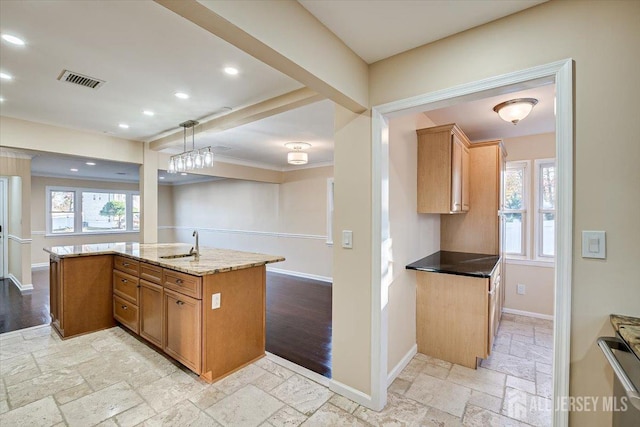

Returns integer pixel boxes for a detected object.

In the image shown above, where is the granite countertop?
[44,242,285,276]
[610,314,640,360]
[406,250,500,278]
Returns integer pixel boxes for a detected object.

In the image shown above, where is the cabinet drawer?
[114,256,140,276]
[114,295,139,333]
[113,270,139,304]
[140,263,162,284]
[163,269,202,299]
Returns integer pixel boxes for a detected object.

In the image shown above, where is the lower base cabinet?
[113,294,139,334]
[139,280,163,348]
[164,288,202,373]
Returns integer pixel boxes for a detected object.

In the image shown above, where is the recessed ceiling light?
[70,168,79,172]
[0,97,4,103]
[0,72,13,80]
[175,92,189,99]
[159,176,165,180]
[143,110,155,116]
[1,34,25,46]
[86,162,96,166]
[224,67,239,75]
[118,123,129,129]
[180,172,187,176]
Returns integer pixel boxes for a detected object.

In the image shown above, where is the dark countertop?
[406,250,500,278]
[610,314,640,360]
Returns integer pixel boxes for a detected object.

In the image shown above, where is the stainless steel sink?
[159,253,194,259]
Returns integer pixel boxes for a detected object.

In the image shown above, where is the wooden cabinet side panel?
[60,255,116,338]
[441,144,500,254]
[416,272,488,368]
[417,131,452,213]
[202,266,266,382]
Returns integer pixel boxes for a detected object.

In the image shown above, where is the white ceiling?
[299,0,547,64]
[1,0,551,180]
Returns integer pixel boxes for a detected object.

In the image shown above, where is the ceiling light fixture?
[86,162,96,166]
[1,34,25,46]
[143,110,155,116]
[285,142,311,165]
[167,120,214,174]
[118,123,129,129]
[224,67,239,75]
[70,168,78,172]
[0,72,13,80]
[175,92,189,99]
[493,98,538,124]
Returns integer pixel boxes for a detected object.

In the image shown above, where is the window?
[46,186,140,235]
[504,161,528,256]
[536,160,556,258]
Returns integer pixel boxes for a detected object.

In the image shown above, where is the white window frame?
[535,158,556,261]
[326,178,334,245]
[46,186,140,237]
[504,160,530,258]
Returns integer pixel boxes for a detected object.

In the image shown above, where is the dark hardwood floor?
[266,272,332,378]
[0,268,333,378]
[0,269,51,334]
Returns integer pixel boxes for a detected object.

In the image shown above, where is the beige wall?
[158,184,175,243]
[168,167,333,278]
[503,133,555,316]
[30,177,140,265]
[387,113,440,374]
[369,1,640,425]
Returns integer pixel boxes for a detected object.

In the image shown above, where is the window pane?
[51,191,75,233]
[505,168,524,209]
[82,192,127,232]
[505,212,523,254]
[540,164,556,209]
[541,212,555,256]
[132,194,140,231]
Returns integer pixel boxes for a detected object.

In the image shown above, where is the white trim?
[329,378,373,408]
[387,344,417,387]
[504,160,530,257]
[8,235,32,244]
[31,231,46,236]
[505,258,554,268]
[31,262,49,270]
[167,225,327,241]
[502,308,554,321]
[7,273,34,292]
[265,352,330,387]
[266,267,332,283]
[372,59,573,427]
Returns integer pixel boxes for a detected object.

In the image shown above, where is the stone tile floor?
[0,313,553,426]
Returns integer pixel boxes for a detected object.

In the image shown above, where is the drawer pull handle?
[122,262,129,267]
[176,300,184,306]
[175,279,183,285]
[121,305,128,310]
[121,279,127,283]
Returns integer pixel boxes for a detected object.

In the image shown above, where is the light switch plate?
[212,293,221,309]
[342,230,353,249]
[582,231,606,259]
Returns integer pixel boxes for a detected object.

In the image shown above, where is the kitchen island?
[45,242,284,382]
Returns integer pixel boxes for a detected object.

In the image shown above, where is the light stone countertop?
[44,242,285,276]
[610,314,640,361]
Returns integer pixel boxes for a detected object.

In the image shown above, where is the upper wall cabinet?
[417,124,471,214]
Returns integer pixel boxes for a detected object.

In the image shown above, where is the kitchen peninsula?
[44,242,284,383]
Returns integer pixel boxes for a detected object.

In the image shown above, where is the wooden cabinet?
[139,280,163,348]
[49,255,115,339]
[416,266,501,369]
[113,294,139,333]
[417,124,471,214]
[164,288,201,373]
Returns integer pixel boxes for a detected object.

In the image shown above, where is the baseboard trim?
[265,352,330,387]
[266,267,332,283]
[387,344,417,387]
[502,308,554,321]
[329,378,373,408]
[31,263,49,270]
[8,273,34,292]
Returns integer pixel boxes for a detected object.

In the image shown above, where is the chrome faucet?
[189,230,199,259]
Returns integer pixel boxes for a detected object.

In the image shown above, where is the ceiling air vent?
[57,70,106,89]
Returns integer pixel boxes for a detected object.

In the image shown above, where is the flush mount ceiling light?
[118,123,129,129]
[1,34,25,46]
[175,92,189,99]
[86,162,96,166]
[143,110,155,116]
[493,98,538,124]
[167,120,214,174]
[285,142,311,165]
[224,67,239,75]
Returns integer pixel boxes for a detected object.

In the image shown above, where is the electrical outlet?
[212,293,221,309]
[517,284,526,295]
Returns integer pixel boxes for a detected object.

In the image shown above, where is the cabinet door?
[462,145,470,212]
[164,289,201,373]
[450,135,463,212]
[140,280,163,348]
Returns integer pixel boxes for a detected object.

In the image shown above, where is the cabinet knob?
[121,279,127,283]
[122,262,129,267]
[121,305,127,310]
[176,300,184,306]
[175,279,183,285]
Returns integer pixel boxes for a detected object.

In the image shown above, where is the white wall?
[168,167,333,279]
[387,113,440,375]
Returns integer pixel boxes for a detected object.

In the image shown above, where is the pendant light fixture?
[167,120,214,174]
[285,142,311,165]
[493,98,538,124]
